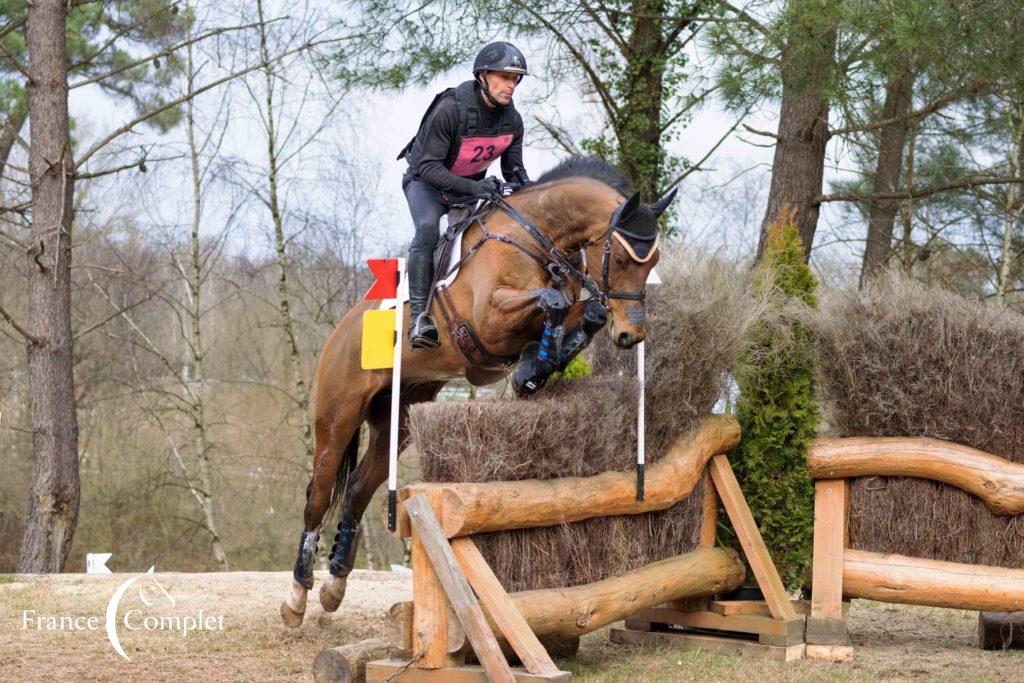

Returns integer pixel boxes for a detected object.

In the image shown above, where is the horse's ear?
[620,192,641,221]
[649,187,678,219]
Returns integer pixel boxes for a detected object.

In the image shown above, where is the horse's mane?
[534,155,632,196]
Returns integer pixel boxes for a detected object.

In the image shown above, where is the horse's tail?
[326,428,360,523]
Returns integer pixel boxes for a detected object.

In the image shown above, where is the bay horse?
[280,156,674,627]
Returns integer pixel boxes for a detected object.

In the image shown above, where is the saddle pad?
[379,220,466,310]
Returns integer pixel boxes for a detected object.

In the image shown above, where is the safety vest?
[398,80,517,178]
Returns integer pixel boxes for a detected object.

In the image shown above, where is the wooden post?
[451,537,563,677]
[412,514,460,669]
[708,454,797,622]
[806,479,851,660]
[405,494,514,683]
[699,476,718,549]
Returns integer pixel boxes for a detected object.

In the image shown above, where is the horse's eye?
[613,255,625,268]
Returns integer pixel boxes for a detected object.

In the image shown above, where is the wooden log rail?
[807,437,1024,515]
[843,549,1024,612]
[807,438,1024,659]
[394,414,740,538]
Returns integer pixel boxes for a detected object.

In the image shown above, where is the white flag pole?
[387,257,406,532]
[636,339,645,501]
[636,266,661,501]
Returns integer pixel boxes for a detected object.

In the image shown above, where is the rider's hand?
[470,176,502,196]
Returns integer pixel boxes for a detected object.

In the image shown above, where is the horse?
[280,156,674,627]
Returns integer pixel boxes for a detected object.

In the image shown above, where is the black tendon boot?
[328,509,362,577]
[556,300,608,371]
[407,250,440,349]
[292,530,319,590]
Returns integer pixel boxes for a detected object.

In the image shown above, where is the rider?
[398,41,532,349]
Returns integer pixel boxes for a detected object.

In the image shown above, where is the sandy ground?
[2,570,1023,681]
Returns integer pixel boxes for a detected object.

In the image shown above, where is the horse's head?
[587,188,676,348]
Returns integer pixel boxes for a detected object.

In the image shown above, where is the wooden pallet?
[610,626,805,663]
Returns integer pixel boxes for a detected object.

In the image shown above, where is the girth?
[434,283,519,370]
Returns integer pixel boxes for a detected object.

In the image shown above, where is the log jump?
[807,437,1024,660]
[314,415,804,682]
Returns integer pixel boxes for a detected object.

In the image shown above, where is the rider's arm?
[500,113,528,183]
[417,99,481,196]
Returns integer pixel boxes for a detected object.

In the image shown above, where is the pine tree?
[728,209,819,591]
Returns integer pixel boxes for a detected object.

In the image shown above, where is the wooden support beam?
[808,479,848,646]
[807,437,1024,516]
[844,549,1024,611]
[699,475,718,549]
[451,537,563,677]
[629,606,805,646]
[708,454,797,622]
[708,599,848,617]
[394,415,741,538]
[405,494,514,682]
[411,519,459,669]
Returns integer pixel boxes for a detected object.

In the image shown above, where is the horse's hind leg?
[319,382,444,613]
[280,401,366,628]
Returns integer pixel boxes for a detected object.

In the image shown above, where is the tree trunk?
[185,40,228,571]
[617,0,667,201]
[859,72,914,287]
[257,0,314,467]
[17,0,79,574]
[0,103,27,183]
[996,95,1023,304]
[757,15,836,263]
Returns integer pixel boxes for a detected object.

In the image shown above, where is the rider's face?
[483,71,520,105]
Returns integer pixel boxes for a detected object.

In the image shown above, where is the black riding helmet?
[473,41,529,77]
[473,42,528,107]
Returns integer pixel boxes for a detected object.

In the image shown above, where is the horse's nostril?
[617,332,631,348]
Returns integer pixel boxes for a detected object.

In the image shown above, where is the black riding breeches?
[403,173,450,260]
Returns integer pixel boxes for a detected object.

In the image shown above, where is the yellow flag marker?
[361,309,397,369]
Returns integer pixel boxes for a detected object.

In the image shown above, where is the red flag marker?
[364,258,400,300]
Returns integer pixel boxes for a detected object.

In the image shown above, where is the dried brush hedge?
[409,249,755,591]
[811,272,1024,567]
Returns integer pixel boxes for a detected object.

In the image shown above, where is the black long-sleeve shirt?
[406,84,526,196]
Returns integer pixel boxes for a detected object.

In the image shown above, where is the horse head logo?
[105,567,174,661]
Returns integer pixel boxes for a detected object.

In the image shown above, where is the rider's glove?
[470,176,502,196]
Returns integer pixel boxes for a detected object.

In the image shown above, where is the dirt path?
[2,570,1022,681]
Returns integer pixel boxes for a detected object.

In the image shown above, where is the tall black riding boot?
[407,250,440,349]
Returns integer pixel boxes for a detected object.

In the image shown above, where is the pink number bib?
[450,134,514,177]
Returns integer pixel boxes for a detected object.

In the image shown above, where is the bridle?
[491,195,657,307]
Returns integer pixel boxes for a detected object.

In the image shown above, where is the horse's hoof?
[280,579,308,628]
[320,575,347,612]
[280,599,305,628]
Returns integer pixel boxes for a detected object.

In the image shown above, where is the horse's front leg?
[555,299,608,370]
[497,287,570,397]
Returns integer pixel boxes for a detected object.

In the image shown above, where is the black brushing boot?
[407,250,440,349]
[328,509,362,578]
[292,530,319,590]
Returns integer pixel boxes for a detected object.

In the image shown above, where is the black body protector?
[398,80,519,189]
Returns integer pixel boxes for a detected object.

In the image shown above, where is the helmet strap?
[477,72,502,108]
